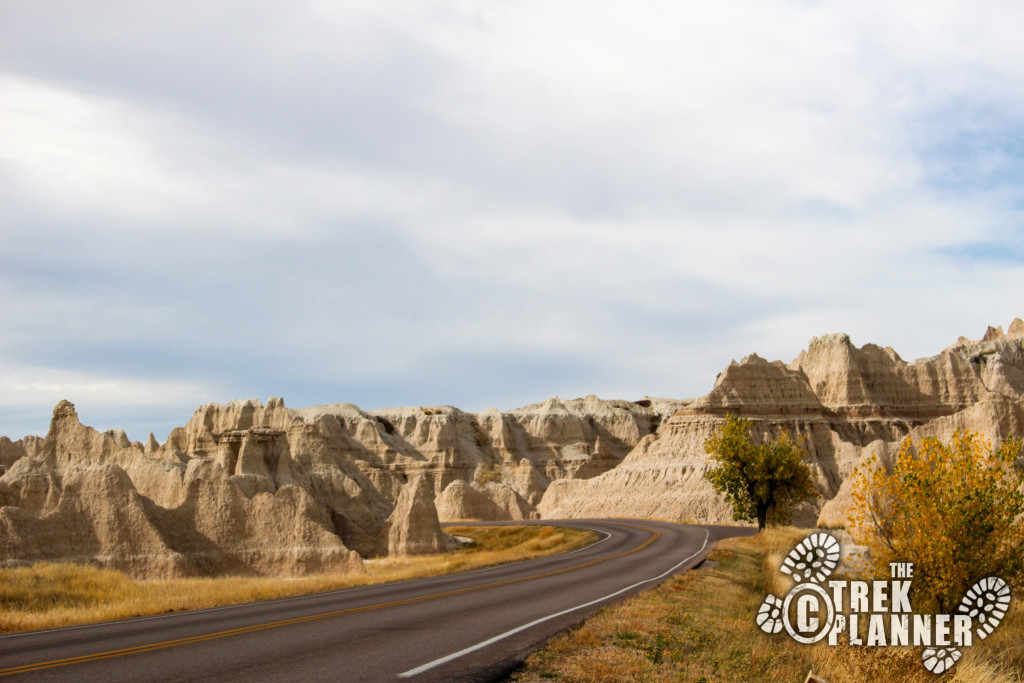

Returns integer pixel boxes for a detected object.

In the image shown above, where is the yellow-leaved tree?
[849,430,1024,613]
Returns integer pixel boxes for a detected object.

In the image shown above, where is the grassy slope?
[0,524,596,634]
[512,528,1024,683]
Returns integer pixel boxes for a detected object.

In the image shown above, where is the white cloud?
[1,1,1023,437]
[0,359,217,440]
[0,363,208,409]
[0,76,207,222]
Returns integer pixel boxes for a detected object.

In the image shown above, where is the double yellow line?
[0,524,661,677]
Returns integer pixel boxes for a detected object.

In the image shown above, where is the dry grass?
[513,527,1024,683]
[0,524,595,634]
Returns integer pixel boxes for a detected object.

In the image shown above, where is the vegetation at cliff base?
[0,524,595,634]
[512,528,1024,682]
[849,430,1024,613]
[703,414,819,530]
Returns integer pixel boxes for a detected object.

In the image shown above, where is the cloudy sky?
[2,1,1022,441]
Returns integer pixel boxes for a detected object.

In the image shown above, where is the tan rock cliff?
[540,321,1024,527]
[4,320,1020,573]
[1,394,679,575]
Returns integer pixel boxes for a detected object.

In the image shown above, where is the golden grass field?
[513,527,1024,683]
[0,524,596,634]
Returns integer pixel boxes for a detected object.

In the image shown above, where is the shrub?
[849,431,1024,613]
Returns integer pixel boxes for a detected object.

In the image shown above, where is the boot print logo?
[757,531,1010,674]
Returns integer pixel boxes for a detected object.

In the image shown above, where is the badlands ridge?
[2,321,1023,577]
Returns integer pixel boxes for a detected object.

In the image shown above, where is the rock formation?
[0,394,681,576]
[3,319,1021,575]
[540,320,1024,528]
[0,402,363,578]
[383,475,448,556]
[435,479,534,521]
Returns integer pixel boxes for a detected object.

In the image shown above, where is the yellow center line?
[0,523,665,677]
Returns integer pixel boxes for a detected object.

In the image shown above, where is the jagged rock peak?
[956,319,1024,344]
[51,399,78,422]
[984,319,1024,341]
[808,332,852,347]
[186,397,294,434]
[984,326,1005,342]
[687,352,822,416]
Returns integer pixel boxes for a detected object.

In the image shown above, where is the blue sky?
[2,1,1023,441]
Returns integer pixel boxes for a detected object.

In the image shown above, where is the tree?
[703,414,819,531]
[849,431,1024,613]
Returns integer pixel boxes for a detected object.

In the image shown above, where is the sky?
[2,1,1023,442]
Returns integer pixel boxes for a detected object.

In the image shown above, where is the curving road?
[0,520,754,682]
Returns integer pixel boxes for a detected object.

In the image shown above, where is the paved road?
[0,520,754,682]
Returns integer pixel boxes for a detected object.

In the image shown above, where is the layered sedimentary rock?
[383,475,448,556]
[0,402,363,577]
[435,480,534,521]
[540,321,1024,528]
[0,395,680,575]
[0,436,43,476]
[4,320,1021,574]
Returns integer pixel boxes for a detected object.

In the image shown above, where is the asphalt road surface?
[0,520,755,682]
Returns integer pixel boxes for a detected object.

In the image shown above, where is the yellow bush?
[849,431,1024,613]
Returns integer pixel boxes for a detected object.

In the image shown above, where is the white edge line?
[398,527,711,678]
[0,526,611,642]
